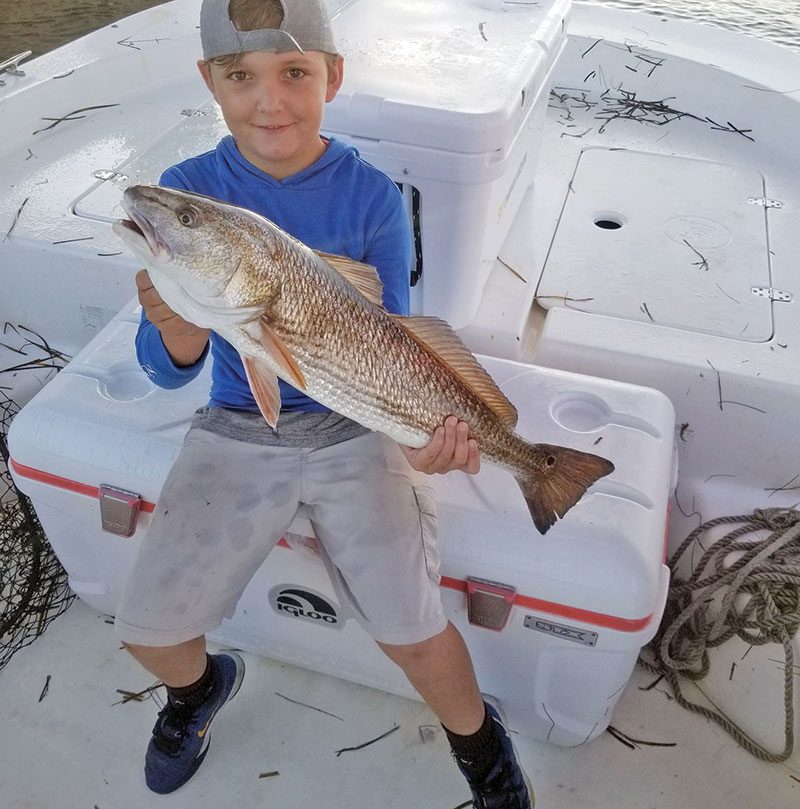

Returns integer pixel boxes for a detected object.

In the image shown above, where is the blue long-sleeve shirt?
[135,135,412,412]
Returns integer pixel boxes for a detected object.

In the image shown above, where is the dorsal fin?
[395,315,518,427]
[315,250,384,308]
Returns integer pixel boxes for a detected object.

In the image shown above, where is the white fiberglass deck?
[1,597,797,809]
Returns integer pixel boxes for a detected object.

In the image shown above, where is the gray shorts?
[115,409,447,647]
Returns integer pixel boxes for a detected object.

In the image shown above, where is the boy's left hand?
[400,416,480,475]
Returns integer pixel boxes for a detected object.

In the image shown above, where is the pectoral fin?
[242,357,281,429]
[256,318,307,391]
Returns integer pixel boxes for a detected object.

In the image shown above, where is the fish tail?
[517,444,615,535]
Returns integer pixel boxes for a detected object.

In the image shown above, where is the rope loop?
[639,507,800,763]
[753,507,800,532]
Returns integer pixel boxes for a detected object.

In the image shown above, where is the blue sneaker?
[144,652,245,794]
[454,698,535,809]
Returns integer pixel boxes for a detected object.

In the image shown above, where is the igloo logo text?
[269,585,343,629]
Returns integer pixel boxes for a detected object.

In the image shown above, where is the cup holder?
[550,393,612,433]
[97,365,155,402]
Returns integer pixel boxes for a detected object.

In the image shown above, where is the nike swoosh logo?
[197,717,213,738]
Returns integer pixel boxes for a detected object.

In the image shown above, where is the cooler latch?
[466,577,517,631]
[98,484,142,537]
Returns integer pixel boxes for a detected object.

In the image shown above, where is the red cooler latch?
[98,484,142,537]
[466,577,516,631]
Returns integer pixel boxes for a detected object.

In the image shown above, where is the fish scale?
[274,269,454,437]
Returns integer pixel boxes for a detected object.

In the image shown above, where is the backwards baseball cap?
[200,0,337,59]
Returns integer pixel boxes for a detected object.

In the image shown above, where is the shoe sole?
[483,694,536,808]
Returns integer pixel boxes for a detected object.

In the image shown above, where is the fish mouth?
[114,196,173,260]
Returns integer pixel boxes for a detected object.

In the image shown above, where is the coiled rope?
[639,507,800,762]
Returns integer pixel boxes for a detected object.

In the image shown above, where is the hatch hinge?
[92,169,129,183]
[750,286,793,303]
[747,197,783,209]
[466,577,516,631]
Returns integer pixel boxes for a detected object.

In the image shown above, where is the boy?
[116,1,533,807]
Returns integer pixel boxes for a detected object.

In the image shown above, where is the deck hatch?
[539,148,774,342]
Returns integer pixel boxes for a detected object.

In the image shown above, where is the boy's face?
[198,50,344,180]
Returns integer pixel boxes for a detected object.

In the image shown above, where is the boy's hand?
[135,269,210,367]
[400,416,480,475]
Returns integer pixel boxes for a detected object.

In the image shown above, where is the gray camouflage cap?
[200,0,337,58]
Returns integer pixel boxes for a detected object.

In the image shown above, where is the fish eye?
[177,206,199,228]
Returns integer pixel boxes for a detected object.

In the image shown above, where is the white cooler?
[72,0,571,330]
[8,301,675,746]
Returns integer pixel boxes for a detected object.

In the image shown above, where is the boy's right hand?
[400,416,480,476]
[135,269,210,367]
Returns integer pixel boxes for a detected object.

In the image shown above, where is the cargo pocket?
[413,486,441,584]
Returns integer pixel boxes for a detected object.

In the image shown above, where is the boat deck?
[2,597,797,808]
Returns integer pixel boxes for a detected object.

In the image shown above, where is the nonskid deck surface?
[0,598,796,809]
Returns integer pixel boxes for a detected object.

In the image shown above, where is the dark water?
[0,1,165,60]
[605,0,800,51]
[0,0,798,62]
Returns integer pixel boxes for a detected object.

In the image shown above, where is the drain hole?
[594,218,623,230]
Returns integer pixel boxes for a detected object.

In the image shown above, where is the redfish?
[114,185,614,533]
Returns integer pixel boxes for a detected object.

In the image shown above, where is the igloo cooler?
[8,301,676,745]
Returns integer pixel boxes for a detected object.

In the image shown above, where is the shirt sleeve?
[363,185,412,317]
[133,167,210,389]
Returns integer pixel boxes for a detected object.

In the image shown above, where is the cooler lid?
[326,0,569,154]
[538,148,774,341]
[7,302,211,501]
